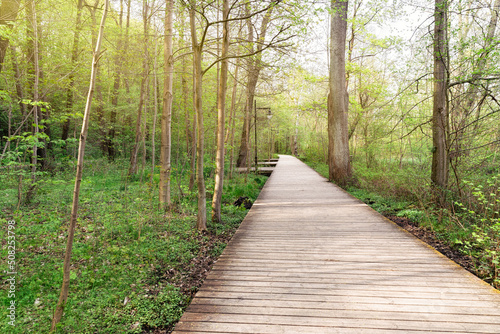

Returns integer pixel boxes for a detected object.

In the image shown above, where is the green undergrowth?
[303,158,500,289]
[0,158,267,333]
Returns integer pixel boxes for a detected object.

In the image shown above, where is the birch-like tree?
[51,0,109,329]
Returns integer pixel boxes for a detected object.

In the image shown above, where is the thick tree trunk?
[51,1,108,330]
[160,0,174,208]
[431,0,449,192]
[212,0,230,223]
[328,0,351,187]
[0,0,20,73]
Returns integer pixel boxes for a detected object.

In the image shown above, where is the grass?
[0,158,267,333]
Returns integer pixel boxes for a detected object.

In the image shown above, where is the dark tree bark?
[431,0,449,194]
[328,0,351,186]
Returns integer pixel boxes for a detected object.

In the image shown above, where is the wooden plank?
[178,312,500,333]
[194,290,500,308]
[199,282,499,301]
[202,278,498,296]
[174,322,457,334]
[190,297,500,317]
[186,304,500,324]
[172,155,500,333]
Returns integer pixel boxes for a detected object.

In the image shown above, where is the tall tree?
[236,4,274,167]
[62,0,85,142]
[128,0,151,176]
[188,0,208,230]
[160,0,174,208]
[328,0,351,186]
[107,0,131,159]
[431,0,449,194]
[51,0,109,329]
[212,0,230,223]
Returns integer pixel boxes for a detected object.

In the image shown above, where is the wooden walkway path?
[173,155,500,333]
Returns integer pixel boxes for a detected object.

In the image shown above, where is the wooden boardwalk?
[173,155,500,333]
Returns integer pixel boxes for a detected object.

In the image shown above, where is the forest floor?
[0,158,268,334]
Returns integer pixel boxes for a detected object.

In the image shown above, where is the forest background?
[1,0,500,332]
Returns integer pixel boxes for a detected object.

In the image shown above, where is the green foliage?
[0,158,267,333]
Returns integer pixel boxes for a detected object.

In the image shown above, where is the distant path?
[173,155,500,333]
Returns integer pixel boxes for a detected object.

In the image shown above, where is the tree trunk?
[236,5,273,168]
[227,58,240,179]
[328,0,351,187]
[160,0,174,208]
[51,1,108,330]
[431,0,449,193]
[151,27,159,183]
[28,0,40,182]
[189,5,207,231]
[62,0,84,142]
[453,0,500,155]
[107,0,130,159]
[128,0,150,176]
[212,0,230,223]
[0,0,20,73]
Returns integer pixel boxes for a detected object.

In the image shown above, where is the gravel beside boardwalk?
[173,155,500,333]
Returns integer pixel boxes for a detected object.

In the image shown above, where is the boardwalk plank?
[172,155,500,333]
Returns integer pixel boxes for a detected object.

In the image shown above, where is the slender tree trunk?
[453,0,500,156]
[108,0,130,159]
[51,1,108,329]
[62,0,84,141]
[151,27,159,183]
[293,111,299,156]
[328,0,351,186]
[160,0,174,208]
[28,0,40,182]
[212,0,229,223]
[236,5,273,168]
[189,104,197,191]
[431,0,449,194]
[128,0,150,176]
[189,5,207,231]
[227,59,240,179]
